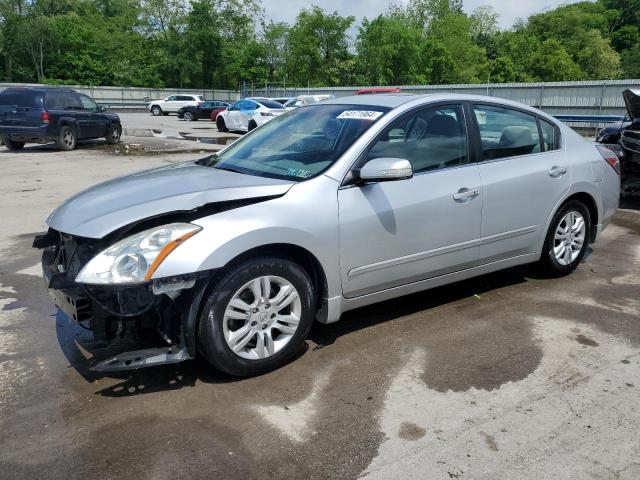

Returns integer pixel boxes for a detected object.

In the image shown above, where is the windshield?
[206,104,389,181]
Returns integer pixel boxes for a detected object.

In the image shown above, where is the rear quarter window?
[0,89,43,108]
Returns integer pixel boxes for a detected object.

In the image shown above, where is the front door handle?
[548,166,567,178]
[453,187,480,201]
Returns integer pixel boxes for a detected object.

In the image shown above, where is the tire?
[184,111,194,121]
[56,126,76,151]
[216,117,228,133]
[537,200,591,276]
[248,121,257,132]
[197,255,315,376]
[3,137,25,151]
[150,105,162,116]
[105,124,121,144]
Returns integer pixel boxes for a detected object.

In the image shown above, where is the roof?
[321,93,419,108]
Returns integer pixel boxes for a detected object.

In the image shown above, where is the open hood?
[47,161,294,239]
[623,89,640,121]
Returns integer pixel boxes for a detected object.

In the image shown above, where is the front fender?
[150,175,342,298]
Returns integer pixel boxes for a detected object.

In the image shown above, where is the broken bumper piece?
[92,345,192,372]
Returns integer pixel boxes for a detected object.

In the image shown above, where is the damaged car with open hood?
[596,88,640,196]
[36,94,619,376]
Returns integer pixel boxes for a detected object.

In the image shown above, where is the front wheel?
[537,200,590,276]
[105,124,121,144]
[248,120,257,132]
[56,126,76,151]
[150,105,162,116]
[183,111,194,121]
[197,256,315,376]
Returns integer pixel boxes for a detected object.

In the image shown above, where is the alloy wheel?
[553,211,586,266]
[219,275,301,360]
[63,129,75,148]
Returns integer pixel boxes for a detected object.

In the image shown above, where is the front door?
[78,94,106,138]
[338,104,483,298]
[470,104,571,263]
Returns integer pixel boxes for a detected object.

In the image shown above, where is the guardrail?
[0,83,241,110]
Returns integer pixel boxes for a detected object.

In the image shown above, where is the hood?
[47,161,294,239]
[623,89,640,120]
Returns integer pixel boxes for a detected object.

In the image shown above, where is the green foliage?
[0,0,637,88]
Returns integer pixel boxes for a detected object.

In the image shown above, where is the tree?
[286,6,354,86]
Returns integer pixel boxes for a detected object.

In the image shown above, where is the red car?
[210,105,229,122]
[355,87,401,95]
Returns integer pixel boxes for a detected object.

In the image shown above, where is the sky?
[260,0,588,30]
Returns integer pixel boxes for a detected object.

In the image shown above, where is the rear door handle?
[548,166,567,178]
[453,187,480,201]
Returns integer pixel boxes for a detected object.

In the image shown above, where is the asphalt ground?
[0,135,639,479]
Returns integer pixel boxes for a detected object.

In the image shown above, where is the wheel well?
[223,244,328,316]
[563,192,598,241]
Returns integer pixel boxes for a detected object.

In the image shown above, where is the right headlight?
[75,223,201,285]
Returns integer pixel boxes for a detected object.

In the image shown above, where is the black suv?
[0,87,121,151]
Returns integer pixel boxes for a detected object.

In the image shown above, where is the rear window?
[0,89,43,108]
[256,99,286,109]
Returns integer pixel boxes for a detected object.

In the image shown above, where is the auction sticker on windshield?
[337,110,384,120]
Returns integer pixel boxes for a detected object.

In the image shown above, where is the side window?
[473,105,541,160]
[63,92,83,110]
[539,119,559,151]
[45,91,65,110]
[367,104,468,174]
[178,95,193,101]
[79,94,98,112]
[166,95,177,101]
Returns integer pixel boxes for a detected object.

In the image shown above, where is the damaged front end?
[34,228,212,373]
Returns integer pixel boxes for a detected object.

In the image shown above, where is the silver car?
[36,94,620,376]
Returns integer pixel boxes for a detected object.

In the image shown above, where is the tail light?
[596,145,621,175]
[41,111,50,124]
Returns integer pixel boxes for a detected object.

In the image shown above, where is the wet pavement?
[0,147,639,479]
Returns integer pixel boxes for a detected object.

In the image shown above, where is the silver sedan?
[38,94,620,376]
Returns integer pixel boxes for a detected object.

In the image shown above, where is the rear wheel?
[537,200,590,276]
[197,256,315,376]
[3,137,25,151]
[56,126,76,151]
[216,117,228,133]
[105,124,121,144]
[150,105,162,116]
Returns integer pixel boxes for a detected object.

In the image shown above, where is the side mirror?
[358,157,413,183]
[98,105,107,112]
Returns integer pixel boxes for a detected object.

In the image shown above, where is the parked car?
[0,87,121,151]
[216,98,287,133]
[596,89,640,196]
[355,87,401,95]
[36,94,619,376]
[284,94,335,109]
[177,101,230,121]
[147,94,204,116]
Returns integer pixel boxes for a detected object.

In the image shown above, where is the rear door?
[61,91,93,139]
[471,103,570,263]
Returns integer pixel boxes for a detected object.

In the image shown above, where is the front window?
[79,94,98,112]
[202,104,389,181]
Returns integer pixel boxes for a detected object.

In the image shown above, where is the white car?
[284,94,335,109]
[147,94,204,116]
[215,98,287,133]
